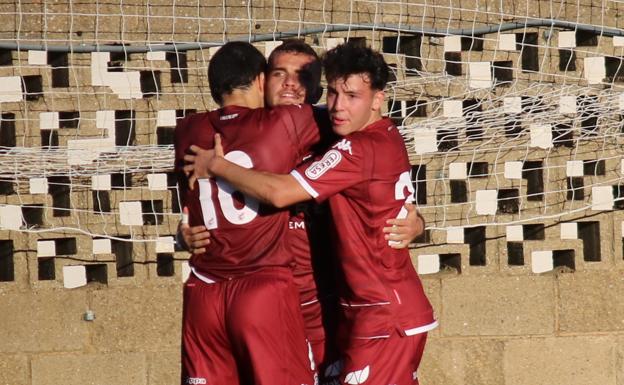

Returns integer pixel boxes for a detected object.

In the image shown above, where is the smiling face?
[326,73,385,136]
[265,51,316,107]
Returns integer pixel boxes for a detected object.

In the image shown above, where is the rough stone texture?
[419,337,505,385]
[617,335,624,385]
[0,354,29,385]
[31,352,147,385]
[559,272,624,333]
[441,276,555,336]
[504,336,617,385]
[90,284,182,352]
[147,351,181,385]
[0,290,88,353]
[421,277,442,337]
[1,1,624,384]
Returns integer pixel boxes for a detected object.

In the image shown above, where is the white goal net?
[0,0,622,284]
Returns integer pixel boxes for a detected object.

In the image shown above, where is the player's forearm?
[210,157,308,208]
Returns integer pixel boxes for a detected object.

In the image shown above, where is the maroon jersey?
[291,118,436,339]
[288,204,318,305]
[175,104,321,280]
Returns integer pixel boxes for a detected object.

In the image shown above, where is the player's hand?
[183,134,224,190]
[177,207,211,254]
[383,203,425,249]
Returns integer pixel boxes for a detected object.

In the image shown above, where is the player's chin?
[331,122,352,136]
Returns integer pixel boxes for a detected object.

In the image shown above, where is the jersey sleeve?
[290,136,369,202]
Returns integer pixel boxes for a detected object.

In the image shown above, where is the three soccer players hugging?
[175,39,438,385]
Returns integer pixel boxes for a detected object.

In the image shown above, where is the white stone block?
[614,36,624,47]
[96,110,116,131]
[157,110,177,127]
[39,112,60,130]
[444,36,462,52]
[560,222,578,239]
[558,31,576,48]
[468,62,492,89]
[106,71,142,99]
[63,265,87,289]
[475,189,498,215]
[0,76,23,103]
[413,127,438,154]
[417,254,440,275]
[28,50,48,65]
[67,138,115,165]
[619,94,624,111]
[182,261,191,282]
[156,236,175,253]
[119,201,143,226]
[506,225,524,241]
[326,38,345,50]
[621,221,624,237]
[530,124,553,149]
[148,174,168,191]
[446,227,464,244]
[448,162,467,180]
[91,174,111,191]
[29,178,48,194]
[559,96,576,114]
[503,97,522,114]
[208,46,221,59]
[0,205,22,230]
[591,186,613,210]
[504,161,523,179]
[146,51,167,61]
[531,250,553,273]
[91,52,111,86]
[566,160,584,177]
[264,41,283,57]
[93,238,112,254]
[37,240,56,257]
[584,57,606,85]
[498,34,517,51]
[621,159,624,174]
[443,100,463,117]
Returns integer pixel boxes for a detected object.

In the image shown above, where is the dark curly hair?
[208,41,267,105]
[322,41,389,91]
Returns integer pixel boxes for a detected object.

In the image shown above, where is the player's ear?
[257,72,265,93]
[371,90,384,112]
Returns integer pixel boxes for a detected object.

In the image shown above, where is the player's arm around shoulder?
[184,134,312,209]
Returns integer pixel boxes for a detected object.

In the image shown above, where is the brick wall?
[1,1,623,384]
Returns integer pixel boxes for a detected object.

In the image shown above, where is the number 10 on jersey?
[197,150,259,229]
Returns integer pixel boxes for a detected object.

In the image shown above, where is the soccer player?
[179,40,425,383]
[184,42,437,385]
[174,41,323,385]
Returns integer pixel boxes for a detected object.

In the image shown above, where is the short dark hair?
[208,41,267,105]
[268,40,323,104]
[323,41,389,91]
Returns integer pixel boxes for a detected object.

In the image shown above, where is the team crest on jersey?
[305,150,342,180]
[332,138,353,155]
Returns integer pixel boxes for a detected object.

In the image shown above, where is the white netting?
[0,1,623,278]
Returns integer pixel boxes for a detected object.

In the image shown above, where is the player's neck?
[221,90,264,109]
[361,111,383,131]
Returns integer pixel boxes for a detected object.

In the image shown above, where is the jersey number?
[389,171,416,245]
[198,151,259,229]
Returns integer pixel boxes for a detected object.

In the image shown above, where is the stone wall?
[0,1,623,384]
